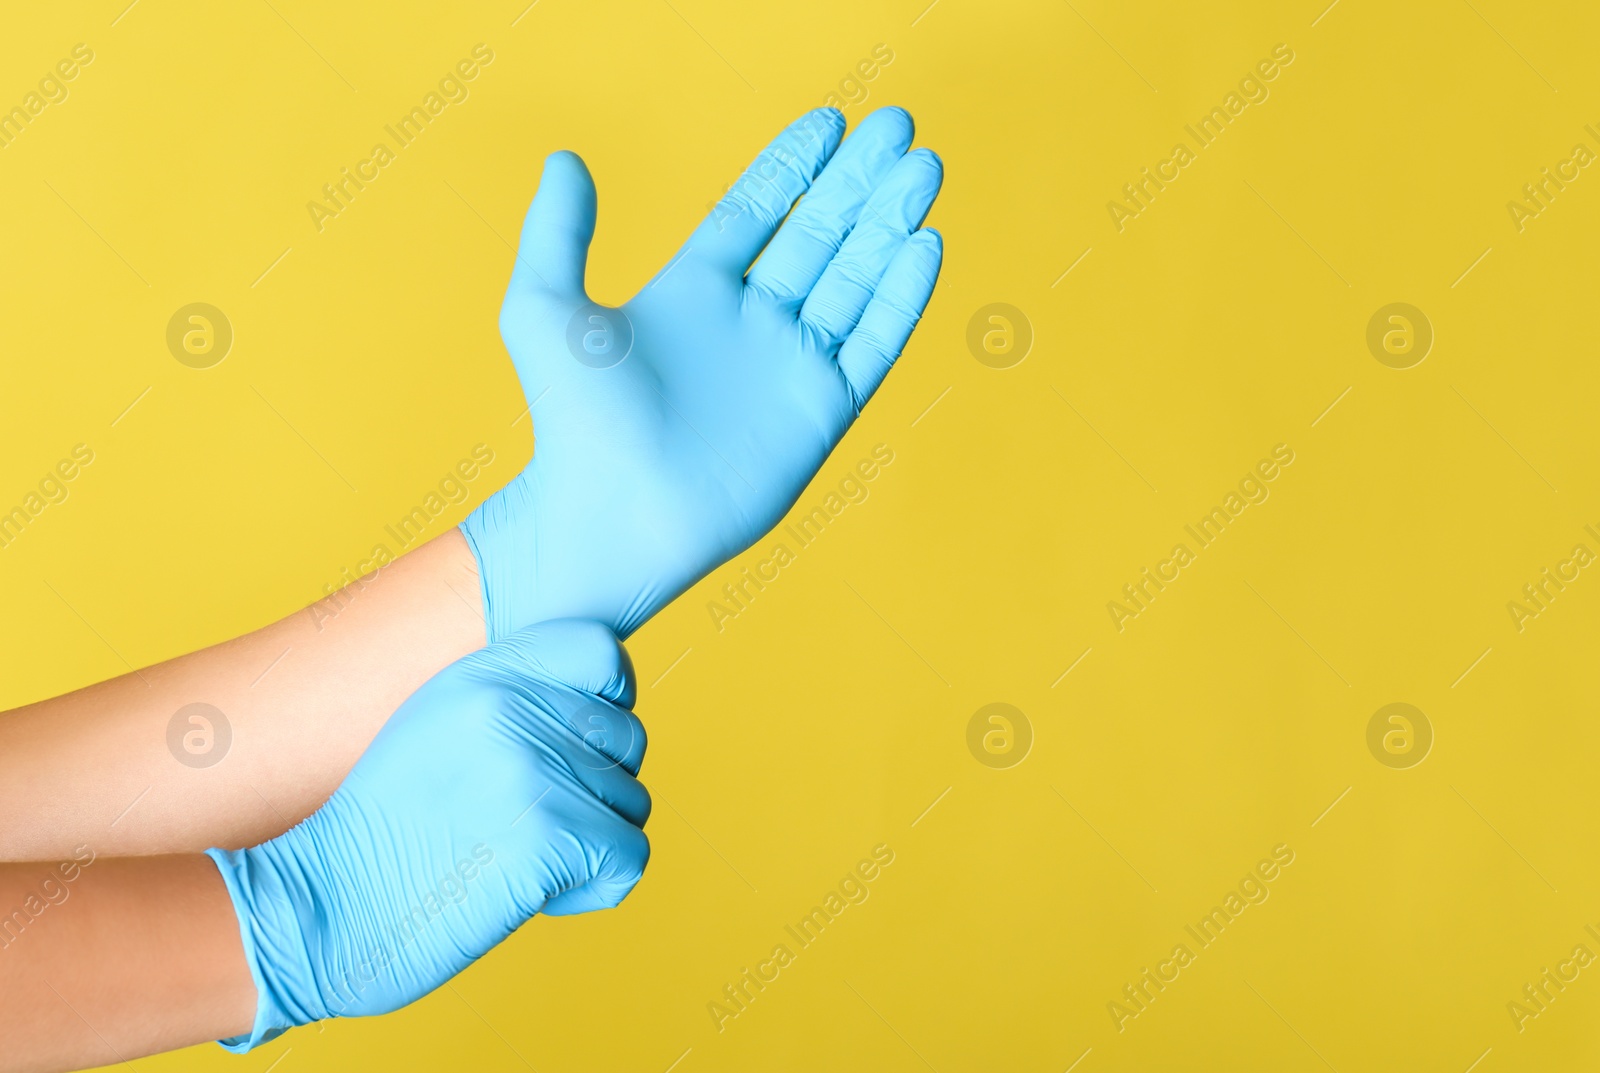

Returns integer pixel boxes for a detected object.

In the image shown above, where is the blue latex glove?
[206,620,649,1051]
[462,106,944,639]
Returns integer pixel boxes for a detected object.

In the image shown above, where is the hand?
[462,106,944,639]
[206,619,649,1051]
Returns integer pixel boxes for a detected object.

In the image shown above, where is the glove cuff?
[461,474,540,643]
[204,846,317,1052]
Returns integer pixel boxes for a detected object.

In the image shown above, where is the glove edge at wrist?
[460,484,538,644]
[204,846,298,1053]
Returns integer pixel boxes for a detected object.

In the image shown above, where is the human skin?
[0,855,255,1073]
[0,530,485,860]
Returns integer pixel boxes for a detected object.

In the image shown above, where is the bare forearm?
[0,530,485,860]
[0,854,253,1073]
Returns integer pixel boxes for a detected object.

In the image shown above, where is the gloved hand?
[462,106,944,640]
[206,619,649,1051]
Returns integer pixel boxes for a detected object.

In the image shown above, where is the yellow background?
[2,0,1598,1069]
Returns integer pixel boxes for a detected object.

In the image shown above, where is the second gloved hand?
[462,106,944,640]
[206,619,649,1051]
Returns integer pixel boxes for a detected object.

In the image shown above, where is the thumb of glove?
[508,150,596,300]
[501,618,636,709]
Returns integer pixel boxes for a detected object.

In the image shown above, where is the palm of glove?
[465,106,944,639]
